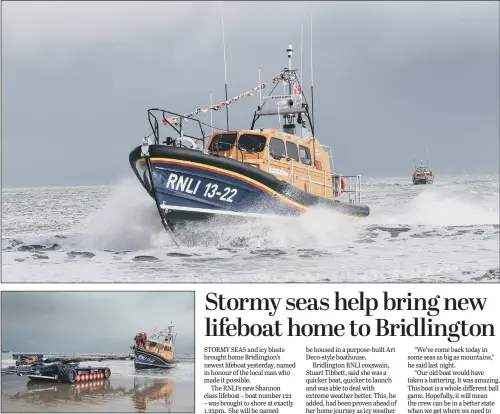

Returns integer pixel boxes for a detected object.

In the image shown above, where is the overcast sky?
[2,1,498,187]
[1,292,194,355]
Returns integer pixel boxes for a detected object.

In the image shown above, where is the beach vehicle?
[18,361,111,383]
[133,324,178,369]
[129,45,370,235]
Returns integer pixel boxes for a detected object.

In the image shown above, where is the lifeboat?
[133,324,178,369]
[129,45,370,234]
[412,161,434,185]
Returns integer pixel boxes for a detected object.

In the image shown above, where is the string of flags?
[162,71,300,125]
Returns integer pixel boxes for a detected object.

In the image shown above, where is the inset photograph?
[1,291,195,413]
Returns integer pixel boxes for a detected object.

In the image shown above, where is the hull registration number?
[165,173,238,203]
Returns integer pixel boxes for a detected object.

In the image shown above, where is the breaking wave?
[77,178,168,251]
[369,187,499,226]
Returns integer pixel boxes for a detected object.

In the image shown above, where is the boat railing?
[146,108,209,150]
[149,325,175,344]
[333,174,362,204]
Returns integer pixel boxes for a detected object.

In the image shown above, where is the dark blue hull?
[149,159,301,219]
[129,145,370,222]
[134,349,176,370]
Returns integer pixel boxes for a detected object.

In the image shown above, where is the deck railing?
[334,174,362,204]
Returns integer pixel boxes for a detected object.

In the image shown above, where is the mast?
[300,24,304,88]
[210,92,214,134]
[282,45,296,135]
[259,68,262,105]
[221,12,229,131]
[300,24,304,137]
[310,9,316,167]
[287,45,293,96]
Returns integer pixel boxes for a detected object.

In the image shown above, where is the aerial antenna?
[413,150,416,169]
[259,68,262,105]
[300,24,304,87]
[310,9,316,166]
[209,92,214,134]
[300,23,304,136]
[425,147,429,166]
[287,45,293,95]
[221,11,229,131]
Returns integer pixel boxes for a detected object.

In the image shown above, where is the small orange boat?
[412,159,434,185]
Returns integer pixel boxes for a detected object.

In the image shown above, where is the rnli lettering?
[165,173,238,203]
[137,354,156,364]
[165,173,201,194]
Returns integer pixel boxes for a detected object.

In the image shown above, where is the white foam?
[175,206,360,249]
[369,187,499,226]
[78,178,165,251]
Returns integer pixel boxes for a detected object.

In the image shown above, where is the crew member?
[135,333,142,348]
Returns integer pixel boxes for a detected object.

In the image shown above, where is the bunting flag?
[292,81,302,96]
[163,72,288,125]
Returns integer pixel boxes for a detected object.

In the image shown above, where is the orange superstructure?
[207,128,355,201]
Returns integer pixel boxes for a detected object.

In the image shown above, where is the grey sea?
[1,355,194,413]
[2,174,499,283]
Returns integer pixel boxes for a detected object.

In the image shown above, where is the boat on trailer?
[133,324,178,369]
[129,45,370,233]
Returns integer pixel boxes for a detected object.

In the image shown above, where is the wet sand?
[1,360,194,412]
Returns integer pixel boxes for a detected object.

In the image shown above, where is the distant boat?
[132,324,178,369]
[412,151,434,185]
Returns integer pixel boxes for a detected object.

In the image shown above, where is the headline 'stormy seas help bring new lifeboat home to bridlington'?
[130,45,370,236]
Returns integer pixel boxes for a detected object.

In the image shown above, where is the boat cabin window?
[285,141,299,162]
[208,133,237,152]
[156,344,164,350]
[238,134,266,152]
[299,145,312,166]
[269,137,286,160]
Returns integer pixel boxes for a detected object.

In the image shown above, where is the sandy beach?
[1,359,194,413]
